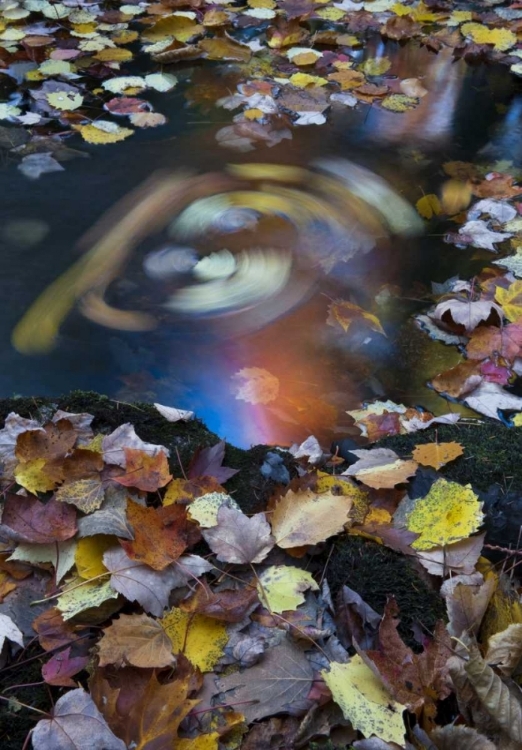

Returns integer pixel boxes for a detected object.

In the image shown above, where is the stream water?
[1,39,521,447]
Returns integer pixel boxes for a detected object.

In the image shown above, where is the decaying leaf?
[42,647,89,687]
[98,612,175,668]
[327,299,385,335]
[114,448,172,492]
[486,624,522,677]
[161,607,228,672]
[257,565,318,614]
[431,724,496,750]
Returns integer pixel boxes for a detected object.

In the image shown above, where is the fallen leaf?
[322,657,407,746]
[431,725,496,750]
[161,607,228,671]
[0,494,77,544]
[404,479,484,551]
[180,579,259,622]
[9,539,76,583]
[464,381,522,421]
[32,688,126,750]
[215,635,313,723]
[42,647,89,687]
[270,487,356,547]
[412,442,464,469]
[154,403,194,422]
[495,280,522,322]
[416,533,486,577]
[0,612,24,651]
[57,577,119,621]
[441,572,496,641]
[416,194,441,219]
[344,448,418,489]
[98,612,175,668]
[202,505,274,564]
[327,299,385,335]
[56,478,105,513]
[458,220,511,251]
[188,440,238,483]
[114,448,172,492]
[257,565,318,614]
[101,423,170,468]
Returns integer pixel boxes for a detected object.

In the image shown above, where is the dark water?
[1,40,520,447]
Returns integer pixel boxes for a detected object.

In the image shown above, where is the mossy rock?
[0,390,294,515]
[326,535,446,649]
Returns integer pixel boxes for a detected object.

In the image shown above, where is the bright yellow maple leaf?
[322,658,407,746]
[405,478,484,551]
[495,280,522,322]
[160,608,228,672]
[257,565,318,613]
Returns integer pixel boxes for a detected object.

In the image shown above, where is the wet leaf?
[464,381,522,421]
[416,194,441,219]
[231,367,280,405]
[202,505,274,563]
[46,91,83,110]
[98,612,175,668]
[380,94,418,112]
[77,122,134,144]
[461,23,516,52]
[327,299,385,335]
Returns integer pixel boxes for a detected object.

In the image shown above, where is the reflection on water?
[2,40,520,447]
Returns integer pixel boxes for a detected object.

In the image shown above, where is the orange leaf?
[412,442,464,470]
[327,299,385,335]
[120,500,192,569]
[115,448,172,492]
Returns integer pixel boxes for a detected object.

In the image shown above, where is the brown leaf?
[363,597,452,726]
[61,449,103,482]
[114,448,172,492]
[467,323,522,363]
[432,724,496,750]
[98,613,175,668]
[33,607,82,652]
[90,663,199,749]
[180,579,259,622]
[431,361,483,399]
[120,501,190,570]
[188,440,239,483]
[202,505,274,564]
[15,419,77,462]
[327,299,385,335]
[344,449,418,489]
[0,494,77,543]
[382,16,421,40]
[42,647,89,687]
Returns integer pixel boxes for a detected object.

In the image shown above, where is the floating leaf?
[381,94,418,112]
[416,194,441,220]
[327,299,385,335]
[461,22,516,52]
[361,57,391,76]
[77,122,134,144]
[46,91,83,111]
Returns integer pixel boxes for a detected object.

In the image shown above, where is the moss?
[0,390,295,513]
[376,420,522,492]
[326,536,446,649]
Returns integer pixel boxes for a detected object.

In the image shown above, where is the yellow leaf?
[289,72,328,87]
[461,22,516,52]
[412,442,464,470]
[416,194,441,220]
[177,733,220,750]
[244,108,264,120]
[57,576,118,620]
[315,7,345,20]
[257,565,318,614]
[95,47,133,62]
[361,57,391,76]
[315,472,369,522]
[381,94,418,112]
[75,535,113,579]
[322,658,407,746]
[14,458,57,493]
[327,299,385,335]
[46,91,84,111]
[405,478,484,551]
[77,123,134,144]
[187,493,239,528]
[111,29,139,44]
[160,608,228,672]
[142,15,198,43]
[271,488,355,548]
[440,179,472,214]
[495,280,522,322]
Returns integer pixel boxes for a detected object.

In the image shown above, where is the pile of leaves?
[1,399,522,750]
[2,0,522,171]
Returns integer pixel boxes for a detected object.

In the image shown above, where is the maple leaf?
[0,494,77,544]
[32,688,126,750]
[188,440,239,483]
[363,597,452,725]
[103,547,213,617]
[326,299,385,335]
[97,612,175,669]
[90,664,199,750]
[466,322,522,363]
[495,280,522,323]
[402,478,484,551]
[343,448,418,489]
[202,505,274,564]
[215,635,314,723]
[431,361,483,399]
[42,647,89,687]
[412,441,464,470]
[119,500,192,570]
[270,487,356,548]
[431,298,502,333]
[114,448,172,492]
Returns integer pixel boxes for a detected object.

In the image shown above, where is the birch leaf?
[257,565,318,613]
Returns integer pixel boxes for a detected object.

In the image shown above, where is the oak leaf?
[270,487,355,548]
[202,505,274,564]
[98,613,175,668]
